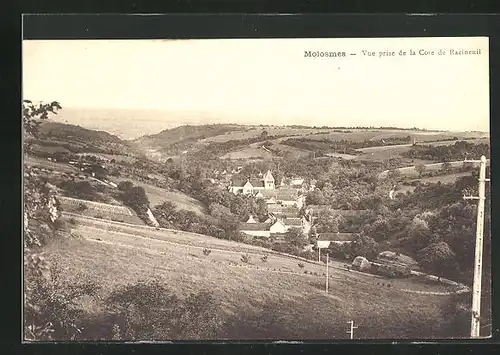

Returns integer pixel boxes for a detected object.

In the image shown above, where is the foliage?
[23,100,62,140]
[349,235,380,260]
[203,248,212,256]
[121,186,149,211]
[415,163,426,177]
[284,228,307,249]
[241,254,251,263]
[24,264,101,340]
[118,180,134,191]
[404,141,490,162]
[59,180,99,201]
[101,279,223,340]
[417,241,459,279]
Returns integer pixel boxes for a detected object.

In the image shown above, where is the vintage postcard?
[23,36,490,341]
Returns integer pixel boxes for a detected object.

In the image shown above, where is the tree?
[118,181,134,192]
[23,100,64,340]
[417,241,459,280]
[23,100,62,139]
[60,180,98,201]
[209,203,240,239]
[387,168,402,181]
[415,163,426,177]
[440,161,452,174]
[284,227,307,249]
[122,186,149,211]
[314,210,343,233]
[153,201,178,227]
[350,235,379,260]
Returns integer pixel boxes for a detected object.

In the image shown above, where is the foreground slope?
[44,213,462,339]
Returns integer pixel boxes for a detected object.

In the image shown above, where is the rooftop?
[240,222,271,231]
[317,232,357,241]
[283,218,303,226]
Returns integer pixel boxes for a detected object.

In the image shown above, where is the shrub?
[241,254,251,263]
[76,203,88,212]
[68,218,77,225]
[298,263,305,269]
[261,255,268,263]
[95,214,103,219]
[203,248,212,256]
[52,218,67,231]
[117,181,134,192]
[102,279,224,340]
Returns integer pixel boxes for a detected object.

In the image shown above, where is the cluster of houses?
[230,170,308,241]
[235,173,369,247]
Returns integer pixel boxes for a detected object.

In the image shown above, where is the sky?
[22,37,490,138]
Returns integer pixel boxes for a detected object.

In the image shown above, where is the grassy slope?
[112,177,205,214]
[45,214,461,339]
[34,121,134,155]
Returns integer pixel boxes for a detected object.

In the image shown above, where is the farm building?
[240,222,272,238]
[314,232,357,248]
[229,170,275,195]
[256,188,305,209]
[269,217,309,235]
[267,204,300,217]
[245,215,258,223]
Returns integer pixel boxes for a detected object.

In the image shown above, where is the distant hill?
[30,121,135,155]
[133,124,244,153]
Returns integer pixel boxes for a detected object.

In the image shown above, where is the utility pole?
[346,320,358,339]
[326,253,329,293]
[463,155,490,338]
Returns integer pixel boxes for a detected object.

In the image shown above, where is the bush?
[52,218,68,231]
[101,279,224,340]
[261,255,268,263]
[298,263,305,269]
[241,254,251,263]
[117,181,134,192]
[68,218,77,225]
[76,203,88,212]
[203,248,212,256]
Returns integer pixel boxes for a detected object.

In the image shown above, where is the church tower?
[263,170,275,190]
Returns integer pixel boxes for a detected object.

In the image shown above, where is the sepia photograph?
[22,36,491,341]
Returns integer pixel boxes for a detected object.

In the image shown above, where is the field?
[24,155,80,173]
[378,160,484,179]
[411,172,473,185]
[58,197,144,225]
[112,177,206,214]
[46,212,463,339]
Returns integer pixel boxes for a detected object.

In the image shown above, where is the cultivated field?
[411,172,473,185]
[58,197,144,225]
[45,213,462,339]
[24,155,80,173]
[112,177,205,214]
[378,160,484,179]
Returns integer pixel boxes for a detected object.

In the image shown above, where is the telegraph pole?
[462,155,490,338]
[346,320,358,339]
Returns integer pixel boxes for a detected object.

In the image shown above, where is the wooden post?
[326,253,329,293]
[347,320,358,339]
